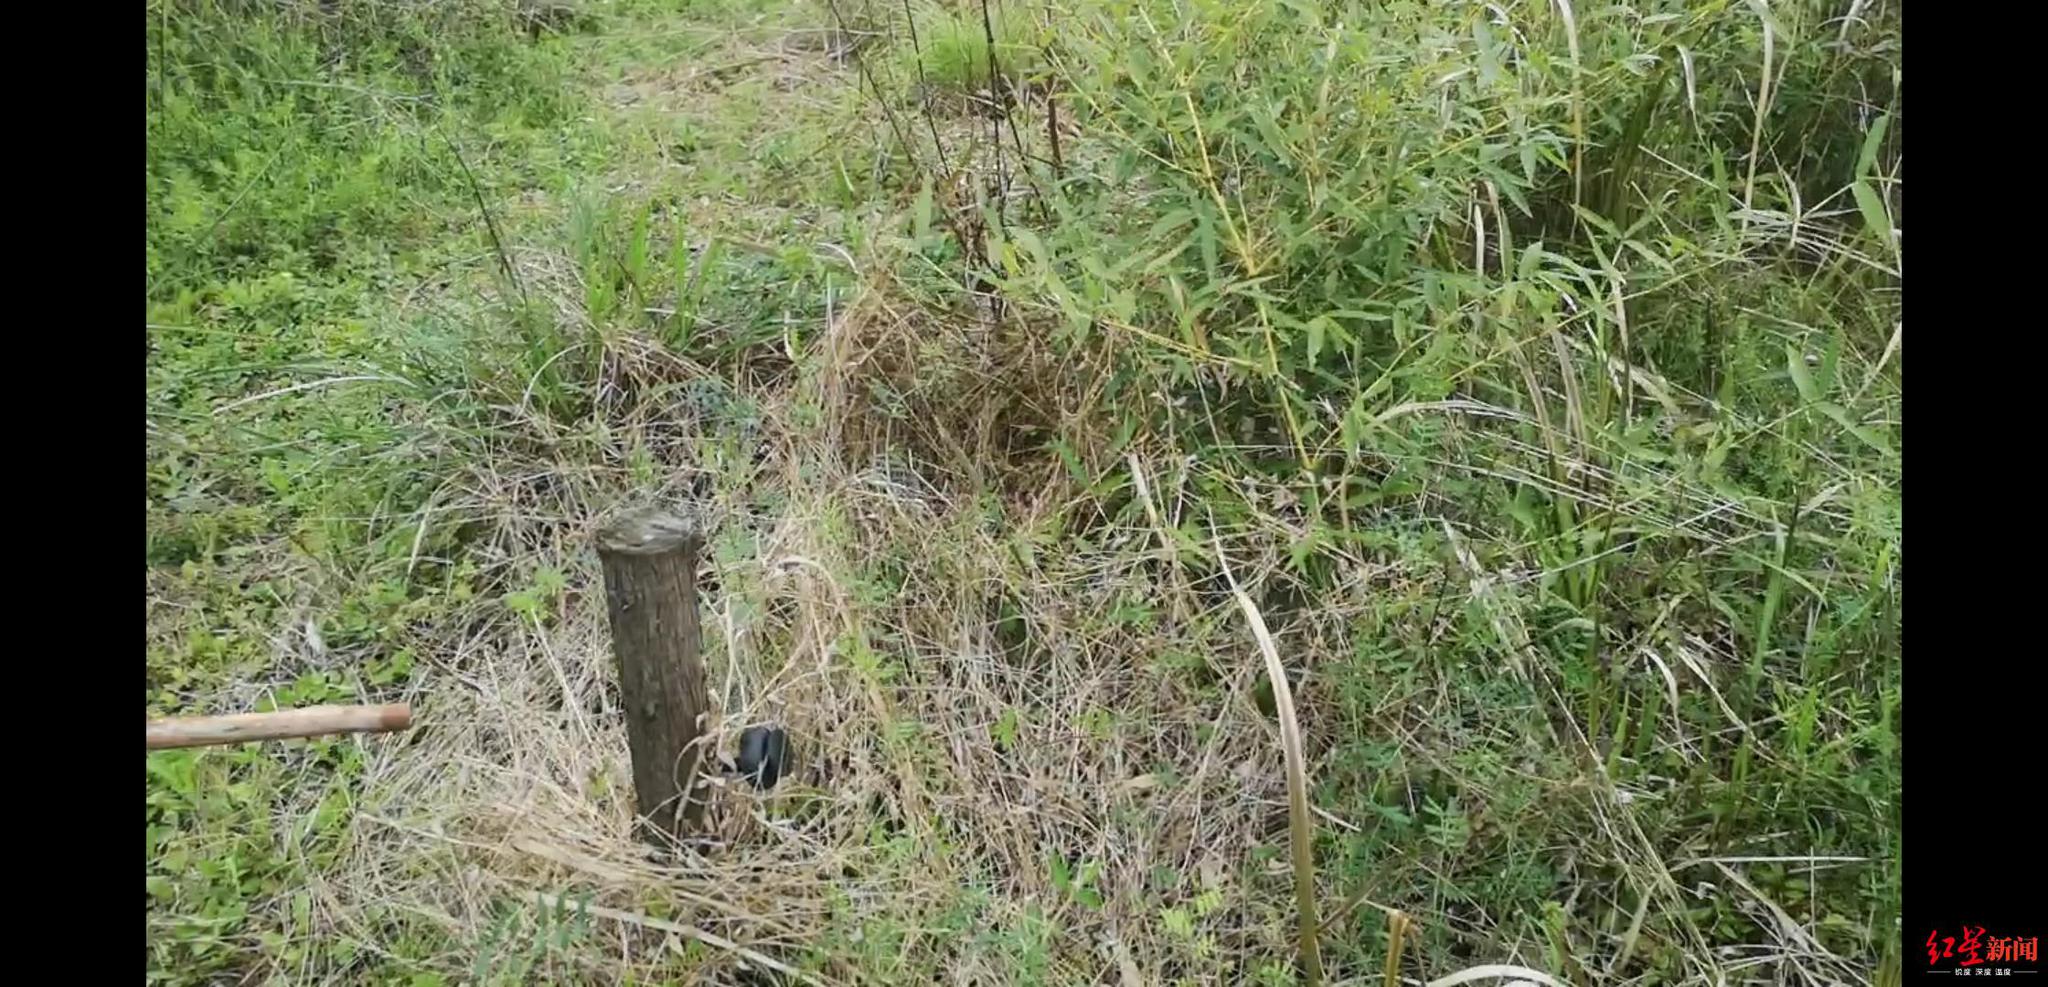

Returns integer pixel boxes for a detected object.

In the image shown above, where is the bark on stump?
[596,508,709,845]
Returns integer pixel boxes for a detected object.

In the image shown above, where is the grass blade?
[1217,536,1324,985]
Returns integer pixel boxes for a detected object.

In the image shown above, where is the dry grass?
[314,267,1880,982]
[307,269,1404,980]
[149,0,1899,981]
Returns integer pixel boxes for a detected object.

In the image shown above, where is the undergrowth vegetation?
[147,0,1899,982]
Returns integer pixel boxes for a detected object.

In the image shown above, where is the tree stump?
[596,508,710,845]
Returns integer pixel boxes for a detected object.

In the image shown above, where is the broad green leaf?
[1623,238,1675,273]
[1786,344,1819,403]
[1341,392,1367,449]
[1008,226,1046,264]
[625,205,651,283]
[1250,104,1294,165]
[1474,20,1501,86]
[1146,208,1196,240]
[1856,113,1891,179]
[1817,401,1896,456]
[1851,180,1894,256]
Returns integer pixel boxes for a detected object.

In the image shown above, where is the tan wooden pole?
[146,703,413,750]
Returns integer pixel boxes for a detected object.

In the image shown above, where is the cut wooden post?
[596,508,710,844]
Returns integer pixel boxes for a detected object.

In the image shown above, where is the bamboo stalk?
[146,704,413,750]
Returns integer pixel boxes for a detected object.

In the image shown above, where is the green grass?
[147,0,1900,982]
[895,0,1045,94]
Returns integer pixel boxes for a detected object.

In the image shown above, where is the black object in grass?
[735,725,789,790]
